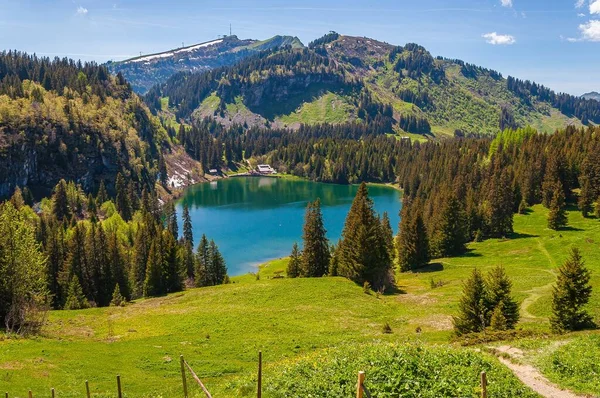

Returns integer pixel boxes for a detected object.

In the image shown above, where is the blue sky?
[1,0,599,95]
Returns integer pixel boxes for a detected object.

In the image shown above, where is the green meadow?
[1,205,599,397]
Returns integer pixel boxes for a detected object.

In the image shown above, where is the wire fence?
[6,353,490,398]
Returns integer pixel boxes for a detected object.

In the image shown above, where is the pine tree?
[486,265,519,329]
[490,302,508,331]
[64,276,88,310]
[338,183,393,290]
[131,222,151,298]
[182,204,195,279]
[162,230,183,293]
[22,187,34,206]
[300,199,330,277]
[45,221,65,308]
[548,182,567,230]
[397,203,429,272]
[96,180,108,205]
[107,229,130,301]
[115,173,132,221]
[110,284,125,307]
[431,192,466,257]
[10,186,25,209]
[578,176,595,218]
[64,223,87,299]
[485,169,514,238]
[207,240,227,286]
[596,196,600,219]
[164,201,178,238]
[287,243,302,278]
[453,268,488,335]
[195,234,210,287]
[550,248,594,333]
[144,237,164,297]
[381,211,395,263]
[53,179,70,221]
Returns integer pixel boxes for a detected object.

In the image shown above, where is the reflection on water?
[176,177,401,275]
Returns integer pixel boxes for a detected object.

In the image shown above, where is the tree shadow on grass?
[412,262,444,273]
[507,232,539,239]
[557,226,584,232]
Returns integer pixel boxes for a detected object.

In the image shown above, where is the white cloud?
[579,19,600,40]
[500,0,513,7]
[590,0,600,13]
[575,0,586,8]
[76,6,88,16]
[482,32,516,45]
[578,13,587,17]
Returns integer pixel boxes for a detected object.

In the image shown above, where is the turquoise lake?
[176,177,402,276]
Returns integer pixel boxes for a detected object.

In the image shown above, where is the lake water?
[176,177,402,276]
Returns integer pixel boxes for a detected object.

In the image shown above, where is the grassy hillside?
[153,34,597,138]
[2,205,599,396]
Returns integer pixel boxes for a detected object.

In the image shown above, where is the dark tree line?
[396,125,600,271]
[507,76,600,124]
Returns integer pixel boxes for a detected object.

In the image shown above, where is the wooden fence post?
[85,380,90,398]
[480,371,487,398]
[257,351,262,398]
[117,375,122,398]
[28,391,32,398]
[356,371,365,398]
[180,355,188,398]
[51,388,55,398]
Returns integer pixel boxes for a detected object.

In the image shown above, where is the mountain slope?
[0,51,202,199]
[107,35,303,94]
[151,33,600,137]
[582,91,600,101]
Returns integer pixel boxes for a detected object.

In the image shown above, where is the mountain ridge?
[107,35,303,94]
[148,33,599,137]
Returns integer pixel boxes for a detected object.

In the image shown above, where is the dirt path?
[494,346,586,398]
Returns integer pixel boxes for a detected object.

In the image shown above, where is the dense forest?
[0,51,169,199]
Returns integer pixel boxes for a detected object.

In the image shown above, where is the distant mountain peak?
[107,35,303,94]
[581,91,600,101]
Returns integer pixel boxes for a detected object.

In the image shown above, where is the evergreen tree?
[485,265,519,330]
[596,196,600,219]
[207,240,227,286]
[431,192,466,257]
[300,199,330,277]
[22,187,34,206]
[182,204,195,279]
[453,268,488,335]
[110,284,125,307]
[144,237,164,297]
[490,302,508,331]
[162,230,183,293]
[287,243,302,278]
[195,234,210,287]
[164,201,178,238]
[115,173,132,221]
[338,183,393,290]
[578,176,594,218]
[64,276,88,310]
[96,180,108,205]
[64,223,87,299]
[485,169,514,238]
[548,182,567,230]
[10,186,25,209]
[53,179,70,221]
[396,204,429,272]
[381,211,395,263]
[107,228,130,301]
[131,222,151,298]
[550,248,594,333]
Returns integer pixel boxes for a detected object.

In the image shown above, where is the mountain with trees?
[0,50,205,201]
[107,35,303,94]
[581,91,600,101]
[147,32,600,137]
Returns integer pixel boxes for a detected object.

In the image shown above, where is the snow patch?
[127,39,224,64]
